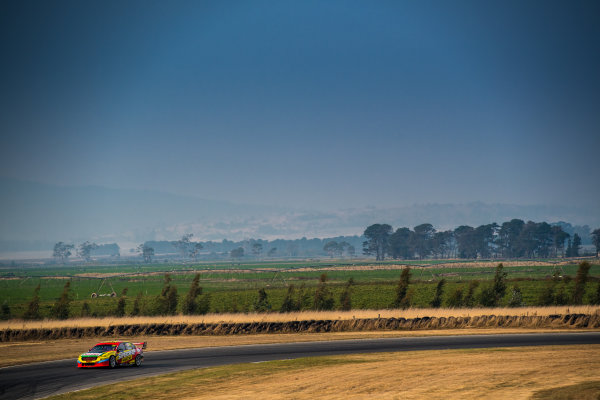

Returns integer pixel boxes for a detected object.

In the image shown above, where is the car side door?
[125,342,135,363]
[116,343,126,364]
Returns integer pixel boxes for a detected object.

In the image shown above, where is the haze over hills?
[1,178,598,253]
[2,2,600,259]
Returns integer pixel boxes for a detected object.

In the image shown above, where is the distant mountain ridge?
[1,178,598,251]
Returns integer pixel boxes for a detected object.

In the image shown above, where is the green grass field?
[1,259,599,318]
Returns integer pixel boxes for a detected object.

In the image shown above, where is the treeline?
[363,220,600,261]
[145,235,364,260]
[392,262,599,309]
[15,273,212,320]
[52,242,120,263]
[48,220,599,264]
[14,273,350,319]
[48,235,365,264]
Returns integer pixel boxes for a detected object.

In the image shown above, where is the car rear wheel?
[109,356,116,368]
[134,355,142,367]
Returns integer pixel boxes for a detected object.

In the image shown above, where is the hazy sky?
[1,0,599,210]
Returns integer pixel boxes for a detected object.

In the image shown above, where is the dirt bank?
[2,313,598,342]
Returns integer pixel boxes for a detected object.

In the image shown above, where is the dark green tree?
[571,234,582,257]
[253,288,271,312]
[339,278,354,311]
[496,219,525,258]
[463,280,480,307]
[413,223,435,259]
[197,293,211,314]
[565,238,573,258]
[156,274,178,315]
[115,287,128,317]
[477,284,497,307]
[80,301,91,317]
[1,302,11,320]
[431,279,446,308]
[393,267,411,308]
[508,285,523,307]
[252,242,263,259]
[389,227,413,260]
[454,225,478,258]
[173,233,191,258]
[173,234,203,259]
[183,274,202,314]
[166,286,178,314]
[138,244,155,263]
[474,223,497,258]
[295,284,311,311]
[533,222,554,258]
[493,263,507,303]
[362,224,392,261]
[53,242,74,263]
[446,286,464,308]
[314,273,334,310]
[279,283,311,313]
[323,241,340,258]
[230,247,244,261]
[538,281,556,306]
[592,228,600,258]
[77,241,98,262]
[554,284,569,305]
[346,244,356,258]
[592,281,600,305]
[191,243,203,260]
[431,230,454,259]
[280,285,299,313]
[131,292,143,316]
[517,221,539,258]
[23,284,42,320]
[572,261,591,304]
[51,281,72,320]
[551,226,570,257]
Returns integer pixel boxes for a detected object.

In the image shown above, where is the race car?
[77,341,146,368]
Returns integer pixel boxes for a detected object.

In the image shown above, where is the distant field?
[1,259,598,318]
[0,258,588,279]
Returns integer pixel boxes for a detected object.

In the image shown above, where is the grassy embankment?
[3,305,598,329]
[45,345,600,399]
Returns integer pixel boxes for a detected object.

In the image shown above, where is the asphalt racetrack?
[2,332,600,400]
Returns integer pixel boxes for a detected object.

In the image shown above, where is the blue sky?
[1,0,599,210]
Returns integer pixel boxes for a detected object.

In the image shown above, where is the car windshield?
[88,344,116,353]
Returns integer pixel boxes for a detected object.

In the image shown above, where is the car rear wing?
[133,342,147,349]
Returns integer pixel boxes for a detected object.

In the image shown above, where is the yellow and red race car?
[77,341,146,368]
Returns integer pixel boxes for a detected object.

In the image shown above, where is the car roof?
[94,341,129,346]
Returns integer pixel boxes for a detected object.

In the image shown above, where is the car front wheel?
[134,355,142,367]
[109,356,116,368]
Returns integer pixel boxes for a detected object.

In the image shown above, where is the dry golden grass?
[46,344,600,400]
[2,305,598,331]
[0,328,579,368]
